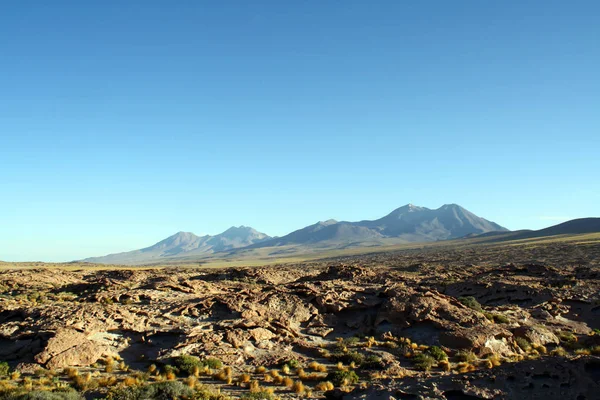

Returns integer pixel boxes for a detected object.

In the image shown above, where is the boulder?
[513,325,559,346]
[34,329,112,368]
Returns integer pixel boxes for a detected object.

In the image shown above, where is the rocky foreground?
[0,241,599,399]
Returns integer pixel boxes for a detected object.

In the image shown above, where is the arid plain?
[1,234,599,400]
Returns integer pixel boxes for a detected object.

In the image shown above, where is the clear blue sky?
[1,1,599,262]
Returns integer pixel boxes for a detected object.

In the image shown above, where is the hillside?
[83,226,271,264]
[83,203,507,264]
[249,203,507,249]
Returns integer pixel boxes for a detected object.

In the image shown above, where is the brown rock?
[34,329,112,368]
[249,327,275,342]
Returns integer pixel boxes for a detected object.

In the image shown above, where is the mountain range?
[83,203,507,264]
[83,226,271,265]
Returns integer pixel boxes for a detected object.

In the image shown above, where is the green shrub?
[425,346,447,361]
[458,297,483,312]
[483,312,494,322]
[0,389,84,400]
[558,331,578,348]
[515,337,531,352]
[173,355,201,375]
[107,381,193,400]
[412,353,436,371]
[326,370,359,386]
[284,359,300,369]
[330,351,365,365]
[0,362,9,376]
[455,350,477,362]
[344,337,360,346]
[492,314,509,324]
[163,365,179,375]
[361,354,384,370]
[171,355,223,376]
[203,358,222,369]
[240,391,275,400]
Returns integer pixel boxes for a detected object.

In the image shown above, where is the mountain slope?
[249,204,507,249]
[356,203,507,240]
[475,217,600,244]
[82,203,508,264]
[83,226,271,264]
[249,220,384,248]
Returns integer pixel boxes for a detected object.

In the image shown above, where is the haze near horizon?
[1,1,599,262]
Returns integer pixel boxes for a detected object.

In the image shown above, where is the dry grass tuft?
[308,361,327,372]
[283,376,294,388]
[316,381,335,391]
[292,380,305,394]
[239,373,251,383]
[184,376,197,388]
[165,371,176,381]
[255,366,267,374]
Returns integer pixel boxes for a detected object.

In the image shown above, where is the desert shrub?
[284,359,300,369]
[307,361,327,372]
[515,337,531,352]
[315,381,335,391]
[107,381,193,400]
[330,351,365,365]
[412,354,436,371]
[360,355,384,370]
[458,297,483,312]
[191,384,229,400]
[558,331,578,349]
[202,358,222,369]
[240,391,274,400]
[344,337,360,346]
[326,370,359,387]
[0,389,84,400]
[425,346,447,361]
[291,380,304,394]
[574,348,591,356]
[455,351,477,363]
[550,346,567,356]
[493,314,509,324]
[483,312,494,322]
[173,355,202,376]
[0,362,9,377]
[172,356,222,377]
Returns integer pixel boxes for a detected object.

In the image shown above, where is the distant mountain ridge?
[83,226,271,264]
[249,203,507,249]
[83,203,508,264]
[473,217,600,244]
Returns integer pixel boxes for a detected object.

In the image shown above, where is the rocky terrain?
[0,239,599,399]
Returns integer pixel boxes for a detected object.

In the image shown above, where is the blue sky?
[1,1,599,262]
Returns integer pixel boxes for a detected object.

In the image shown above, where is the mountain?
[83,204,508,265]
[250,219,385,248]
[83,226,271,264]
[474,217,600,243]
[356,203,507,240]
[249,203,507,249]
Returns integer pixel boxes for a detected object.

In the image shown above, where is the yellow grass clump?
[283,376,294,388]
[255,366,267,374]
[308,361,327,372]
[184,376,197,388]
[292,380,305,394]
[316,381,335,391]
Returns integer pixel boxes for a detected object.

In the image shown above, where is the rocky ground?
[0,240,599,399]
